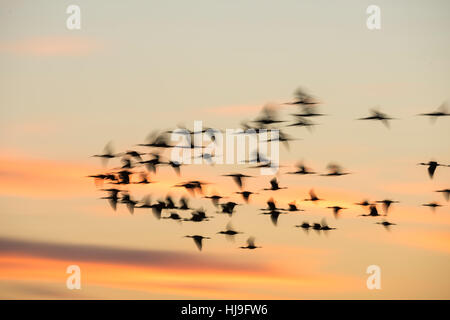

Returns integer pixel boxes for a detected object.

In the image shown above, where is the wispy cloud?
[0,36,102,56]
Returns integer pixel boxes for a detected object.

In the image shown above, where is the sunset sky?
[1,0,449,299]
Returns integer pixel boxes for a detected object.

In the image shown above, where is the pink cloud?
[0,36,101,56]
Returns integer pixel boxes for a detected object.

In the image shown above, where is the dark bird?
[167,160,182,176]
[252,104,285,128]
[285,87,319,106]
[262,130,296,150]
[422,202,443,212]
[355,200,371,207]
[88,173,117,186]
[220,202,239,215]
[204,194,225,207]
[140,153,163,173]
[120,192,137,214]
[133,172,153,184]
[239,237,261,249]
[435,189,450,201]
[418,161,448,179]
[304,189,322,202]
[137,131,172,149]
[320,218,336,231]
[357,108,396,128]
[100,188,121,211]
[376,199,399,215]
[261,209,287,226]
[124,150,144,161]
[163,212,182,221]
[222,173,252,189]
[360,204,380,217]
[184,209,210,222]
[263,177,287,191]
[178,197,190,210]
[92,142,119,166]
[418,102,450,123]
[295,221,311,230]
[217,222,242,238]
[235,191,257,203]
[287,201,303,212]
[321,163,350,176]
[327,206,347,218]
[173,180,208,196]
[165,195,177,209]
[262,197,284,211]
[376,220,396,230]
[287,161,316,175]
[286,116,317,132]
[116,170,132,185]
[185,235,210,251]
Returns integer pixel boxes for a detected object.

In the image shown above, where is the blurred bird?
[357,108,396,128]
[138,131,172,148]
[217,222,242,238]
[359,204,380,217]
[239,237,261,249]
[220,202,239,216]
[222,173,253,189]
[92,142,120,166]
[120,192,137,214]
[204,194,225,207]
[321,163,350,176]
[376,199,399,215]
[327,206,347,218]
[284,87,319,106]
[376,220,396,230]
[287,161,316,175]
[287,201,303,212]
[100,188,121,211]
[185,235,210,251]
[435,189,450,201]
[417,161,448,179]
[252,104,285,128]
[422,202,443,212]
[263,177,287,191]
[355,200,371,207]
[235,191,257,203]
[304,189,323,202]
[418,102,450,123]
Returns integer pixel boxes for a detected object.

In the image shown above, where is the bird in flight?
[376,220,396,230]
[421,202,443,212]
[417,161,448,179]
[418,102,450,123]
[235,191,257,203]
[217,222,242,239]
[327,206,347,218]
[285,87,319,106]
[287,161,316,175]
[357,108,396,128]
[92,142,120,167]
[359,204,381,217]
[239,237,261,249]
[304,189,323,203]
[185,235,210,251]
[435,189,450,201]
[321,163,350,176]
[222,173,253,189]
[376,199,400,215]
[263,177,287,191]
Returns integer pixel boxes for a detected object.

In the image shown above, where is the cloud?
[0,236,267,273]
[0,36,101,56]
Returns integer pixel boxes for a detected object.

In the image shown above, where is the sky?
[0,0,449,299]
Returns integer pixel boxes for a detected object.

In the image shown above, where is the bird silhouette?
[252,104,285,128]
[239,237,261,249]
[220,202,239,216]
[217,222,242,239]
[304,189,322,202]
[418,102,450,123]
[287,161,316,175]
[422,202,443,212]
[359,204,380,217]
[120,192,137,214]
[204,194,225,207]
[263,177,287,191]
[163,212,182,221]
[222,173,253,189]
[327,206,347,218]
[100,188,121,211]
[435,189,450,201]
[287,201,303,212]
[376,199,399,215]
[138,131,172,148]
[357,108,396,128]
[92,142,120,167]
[184,209,210,222]
[320,163,350,176]
[319,218,336,231]
[355,200,371,207]
[235,191,257,203]
[178,197,190,210]
[185,235,210,251]
[375,220,396,230]
[133,172,154,184]
[285,87,319,106]
[418,161,448,179]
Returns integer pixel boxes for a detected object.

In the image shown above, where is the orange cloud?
[0,36,101,56]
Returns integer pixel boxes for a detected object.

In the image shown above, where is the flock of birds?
[88,88,449,251]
